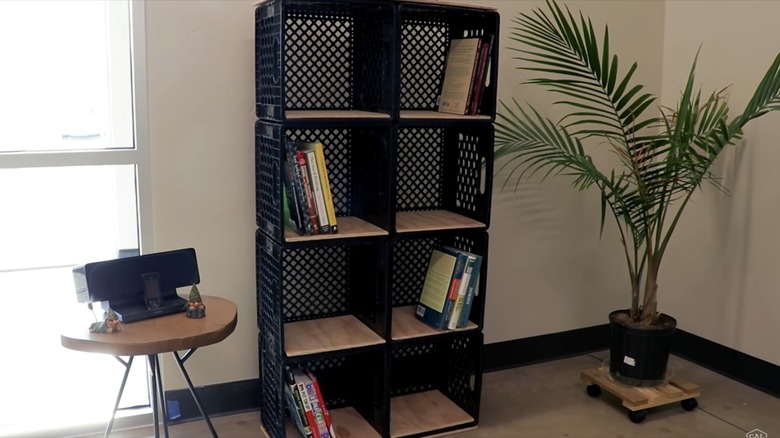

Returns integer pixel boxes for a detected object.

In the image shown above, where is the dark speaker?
[72,248,200,304]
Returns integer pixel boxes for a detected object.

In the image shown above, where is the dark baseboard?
[166,326,779,422]
[483,324,611,371]
[165,378,260,423]
[672,329,780,397]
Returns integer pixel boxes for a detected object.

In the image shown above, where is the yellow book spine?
[313,142,338,233]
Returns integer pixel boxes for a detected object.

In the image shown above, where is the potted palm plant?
[495,0,780,386]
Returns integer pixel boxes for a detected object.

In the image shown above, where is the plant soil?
[610,309,676,330]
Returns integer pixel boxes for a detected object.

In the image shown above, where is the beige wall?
[660,1,780,365]
[143,0,778,389]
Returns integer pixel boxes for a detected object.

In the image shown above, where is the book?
[296,369,330,438]
[304,150,331,234]
[415,248,459,329]
[282,158,305,235]
[297,142,338,233]
[468,35,494,115]
[448,253,477,329]
[284,366,314,438]
[296,150,321,235]
[438,37,481,115]
[304,367,337,438]
[457,255,482,328]
[285,140,314,235]
[287,366,320,437]
[438,246,469,328]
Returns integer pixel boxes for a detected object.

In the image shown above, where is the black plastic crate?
[399,3,499,117]
[390,332,483,427]
[256,0,396,121]
[260,342,386,438]
[256,231,389,337]
[391,230,488,329]
[255,120,393,242]
[395,123,493,226]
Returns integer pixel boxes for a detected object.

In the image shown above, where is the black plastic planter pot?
[608,309,677,387]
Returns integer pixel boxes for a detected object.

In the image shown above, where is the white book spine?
[305,150,329,232]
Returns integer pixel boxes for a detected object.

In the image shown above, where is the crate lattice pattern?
[255,125,281,236]
[260,334,284,438]
[445,336,473,404]
[455,133,482,213]
[396,127,444,210]
[256,3,283,115]
[285,8,353,109]
[301,356,349,408]
[391,343,436,396]
[401,15,448,110]
[283,247,349,321]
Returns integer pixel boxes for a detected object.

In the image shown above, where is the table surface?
[61,296,238,356]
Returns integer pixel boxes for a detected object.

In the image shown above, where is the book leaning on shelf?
[415,246,482,330]
[284,365,338,438]
[437,35,494,116]
[283,140,339,236]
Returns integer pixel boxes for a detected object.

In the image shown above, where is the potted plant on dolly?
[494,0,780,386]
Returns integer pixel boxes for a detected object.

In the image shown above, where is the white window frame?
[0,0,154,254]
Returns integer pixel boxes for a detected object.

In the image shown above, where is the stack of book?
[284,365,338,438]
[437,35,494,115]
[415,246,483,330]
[283,140,339,236]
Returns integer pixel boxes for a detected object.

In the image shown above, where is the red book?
[305,368,337,438]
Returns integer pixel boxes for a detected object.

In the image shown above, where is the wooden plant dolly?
[580,368,700,423]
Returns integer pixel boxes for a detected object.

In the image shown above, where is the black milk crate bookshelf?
[391,230,488,338]
[398,2,500,119]
[255,1,498,436]
[395,122,493,234]
[255,0,396,122]
[255,120,393,243]
[390,332,483,437]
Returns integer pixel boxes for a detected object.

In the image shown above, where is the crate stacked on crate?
[255,0,498,436]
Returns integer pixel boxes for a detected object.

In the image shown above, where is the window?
[0,0,152,434]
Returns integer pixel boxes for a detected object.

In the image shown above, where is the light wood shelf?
[390,390,474,438]
[400,110,492,121]
[286,110,392,120]
[392,305,477,340]
[264,406,381,438]
[284,315,385,357]
[396,210,485,233]
[285,216,388,242]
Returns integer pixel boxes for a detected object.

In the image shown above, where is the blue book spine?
[457,255,483,328]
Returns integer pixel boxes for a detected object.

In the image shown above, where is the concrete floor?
[89,352,780,438]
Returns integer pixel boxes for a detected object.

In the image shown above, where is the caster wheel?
[628,409,647,424]
[681,398,698,411]
[586,384,602,397]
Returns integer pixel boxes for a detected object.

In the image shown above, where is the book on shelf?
[437,35,494,115]
[416,246,483,330]
[283,140,339,236]
[285,365,338,438]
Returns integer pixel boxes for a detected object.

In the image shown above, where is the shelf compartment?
[390,332,483,436]
[398,3,500,118]
[285,315,385,357]
[395,123,493,231]
[390,390,475,437]
[284,216,388,243]
[256,0,396,122]
[391,230,488,330]
[260,342,386,438]
[257,232,389,340]
[392,305,477,340]
[286,110,392,121]
[256,121,393,244]
[396,209,484,233]
[399,110,492,121]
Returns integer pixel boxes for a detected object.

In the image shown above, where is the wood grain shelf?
[400,110,492,121]
[396,210,485,233]
[264,406,381,438]
[390,390,474,438]
[286,110,392,120]
[284,216,388,242]
[392,305,477,340]
[284,315,385,357]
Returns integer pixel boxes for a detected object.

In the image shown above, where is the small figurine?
[89,309,122,334]
[186,284,206,318]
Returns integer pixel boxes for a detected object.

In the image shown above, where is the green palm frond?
[496,0,780,323]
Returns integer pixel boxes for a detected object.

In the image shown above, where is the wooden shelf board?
[285,216,388,242]
[285,315,385,357]
[392,305,477,340]
[581,368,701,411]
[393,0,497,11]
[396,210,485,233]
[400,110,492,121]
[286,110,391,120]
[263,406,380,438]
[390,390,474,438]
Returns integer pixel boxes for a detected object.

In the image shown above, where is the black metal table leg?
[104,356,134,438]
[153,354,170,437]
[147,355,160,438]
[173,349,218,438]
